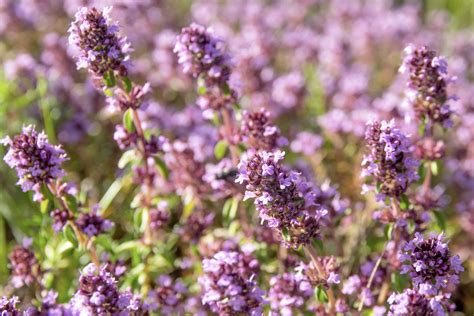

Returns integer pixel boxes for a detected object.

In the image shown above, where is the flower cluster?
[268,268,313,314]
[399,233,464,295]
[68,6,132,77]
[107,82,151,111]
[415,138,445,161]
[75,208,114,237]
[388,288,452,316]
[362,120,419,201]
[342,259,388,307]
[149,201,170,231]
[147,275,188,314]
[178,209,215,244]
[1,2,472,315]
[400,44,456,128]
[236,150,325,248]
[239,108,288,151]
[199,250,265,315]
[290,132,323,156]
[50,208,73,232]
[164,140,209,196]
[68,264,143,314]
[1,125,68,201]
[25,291,66,315]
[174,23,231,87]
[0,296,20,315]
[8,240,41,288]
[302,257,341,288]
[196,87,238,120]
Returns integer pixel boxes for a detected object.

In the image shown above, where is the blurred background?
[0,0,473,313]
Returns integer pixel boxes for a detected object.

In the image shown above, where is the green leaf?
[312,239,324,253]
[222,83,231,95]
[40,199,50,214]
[433,210,446,230]
[133,208,143,230]
[418,163,426,183]
[99,177,125,212]
[64,194,78,214]
[104,88,114,97]
[214,140,228,160]
[122,77,132,93]
[103,70,116,88]
[123,109,135,133]
[94,235,115,253]
[197,76,206,95]
[154,156,169,180]
[222,197,239,225]
[314,286,328,303]
[391,272,408,292]
[222,198,232,224]
[376,181,381,192]
[384,223,394,240]
[182,190,196,219]
[140,208,149,233]
[116,240,140,254]
[399,195,410,210]
[229,197,239,222]
[281,227,291,242]
[118,150,137,169]
[431,161,439,176]
[418,119,427,137]
[63,225,78,248]
[198,85,206,95]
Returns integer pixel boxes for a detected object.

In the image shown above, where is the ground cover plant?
[0,0,473,315]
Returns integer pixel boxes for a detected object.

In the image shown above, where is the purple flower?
[147,275,189,314]
[107,82,151,111]
[178,209,215,244]
[68,264,144,314]
[236,150,324,248]
[342,275,361,295]
[9,242,42,288]
[0,296,20,315]
[290,132,323,156]
[149,201,170,231]
[68,6,132,77]
[50,208,73,232]
[388,288,452,316]
[75,206,114,237]
[240,108,288,151]
[268,269,313,315]
[300,257,340,288]
[1,125,68,201]
[113,124,138,150]
[400,44,456,128]
[199,250,265,315]
[399,233,464,293]
[362,120,419,201]
[174,23,232,88]
[271,71,306,110]
[25,290,69,315]
[342,258,388,307]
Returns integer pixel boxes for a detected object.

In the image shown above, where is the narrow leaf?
[122,77,132,93]
[214,140,228,160]
[123,109,135,133]
[399,195,410,210]
[154,156,169,180]
[384,223,394,240]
